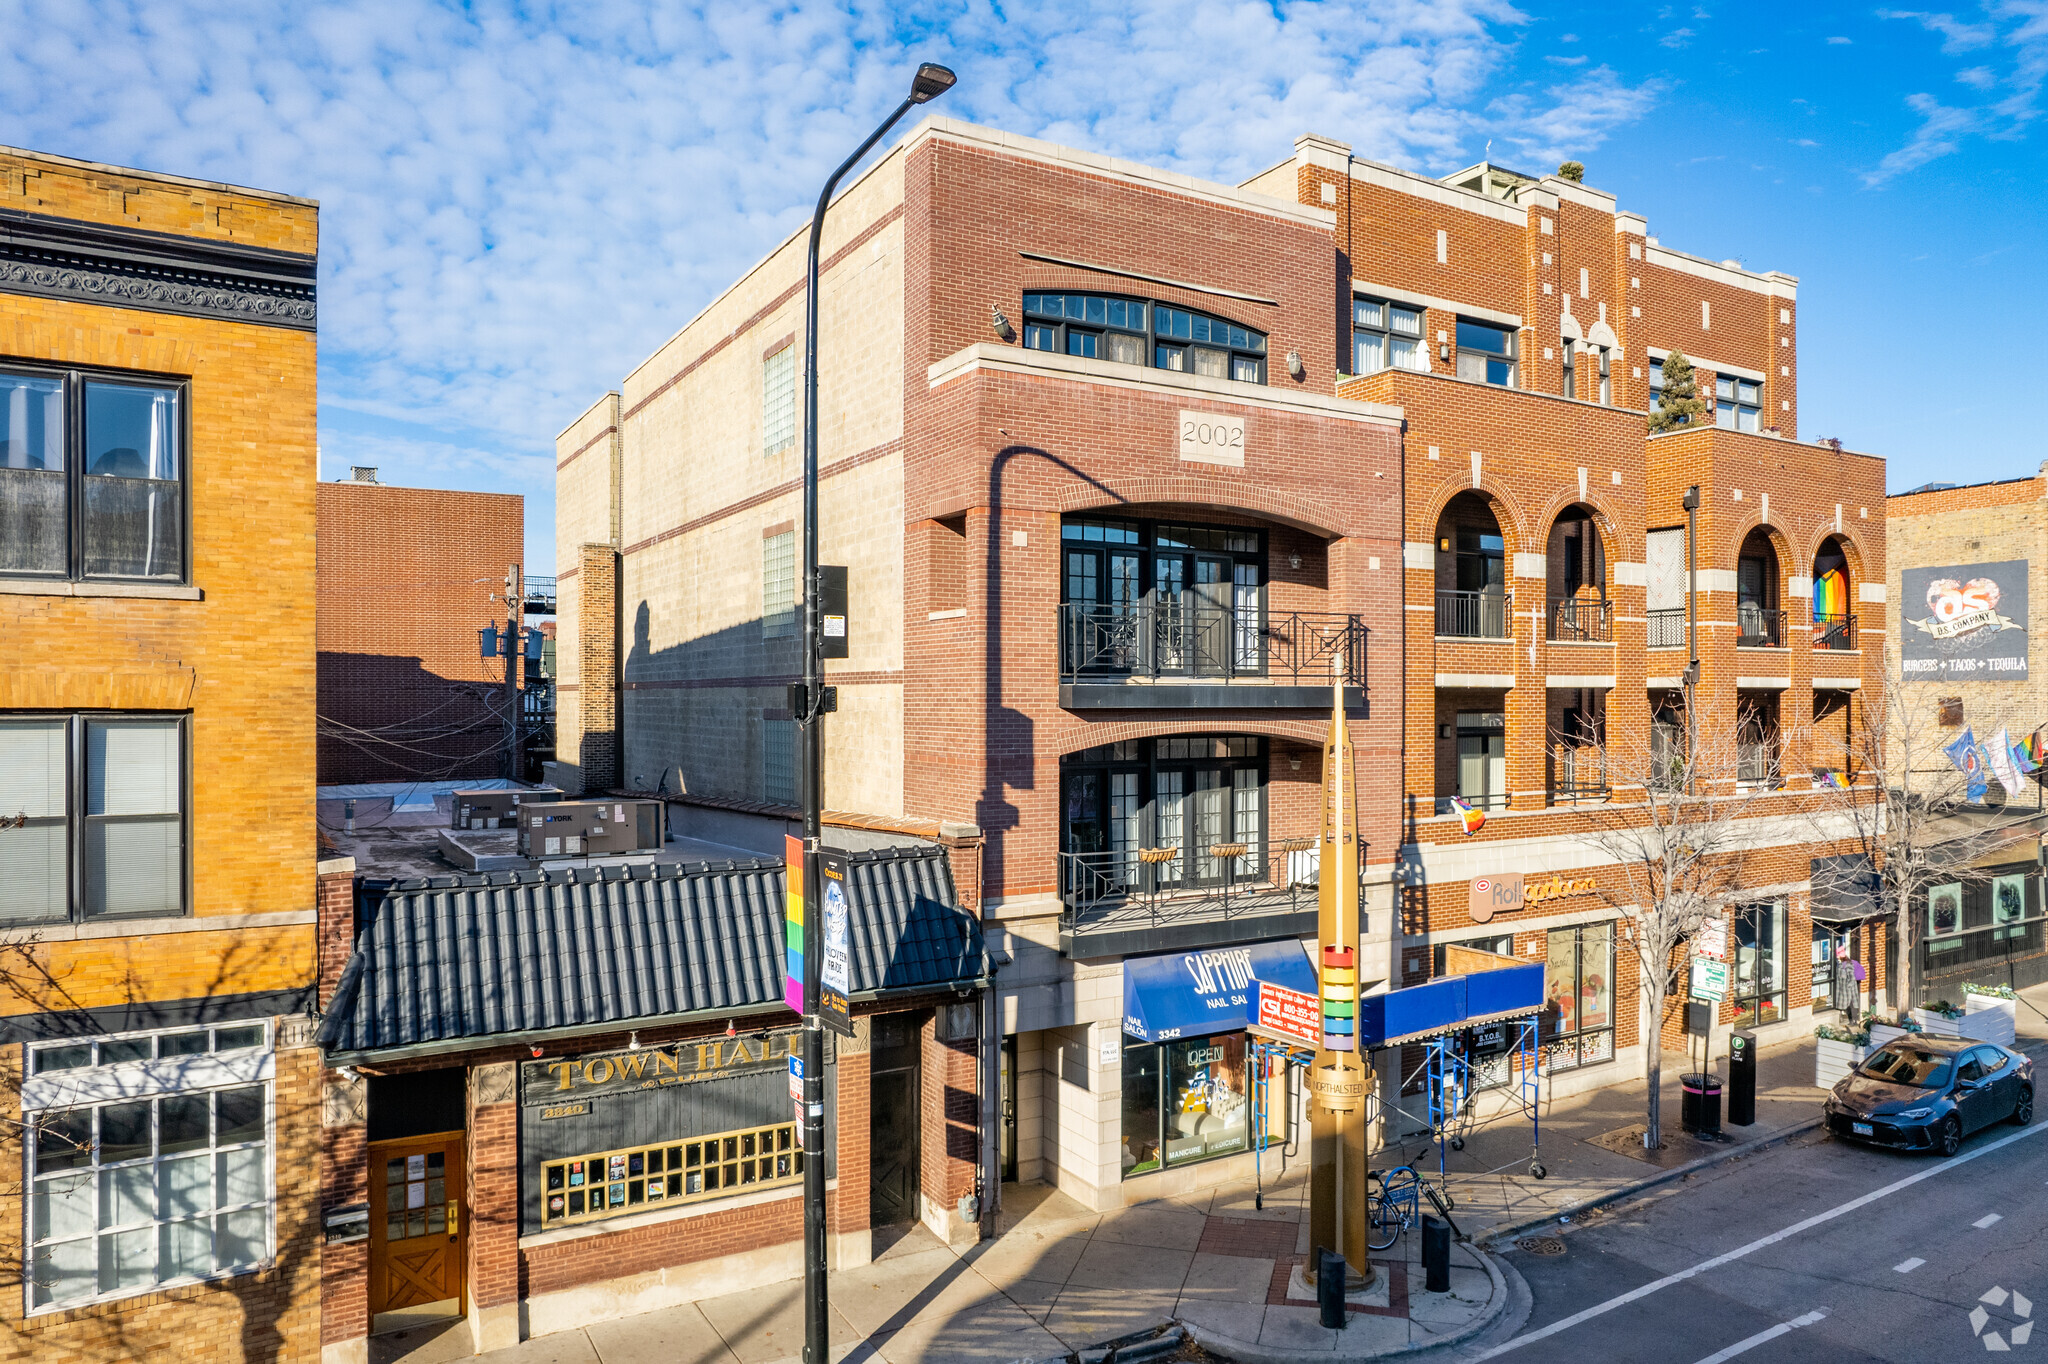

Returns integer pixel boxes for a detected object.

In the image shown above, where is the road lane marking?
[1896,1258,1926,1273]
[1690,1310,1827,1364]
[1976,1214,2004,1229]
[1474,1119,2048,1359]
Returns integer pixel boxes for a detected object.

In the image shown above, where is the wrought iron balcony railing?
[1549,597,1612,643]
[1550,744,1609,804]
[1737,741,1783,787]
[1647,609,1686,649]
[1058,843,1325,936]
[1435,588,1511,639]
[1813,612,1854,651]
[1058,603,1365,685]
[1736,604,1784,648]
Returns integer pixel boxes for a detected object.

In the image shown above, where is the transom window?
[1715,375,1762,432]
[1456,319,1516,387]
[26,1024,272,1310]
[1352,296,1425,375]
[1021,293,1267,383]
[542,1122,802,1228]
[0,366,187,582]
[0,714,187,925]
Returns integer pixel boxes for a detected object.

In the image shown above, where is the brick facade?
[0,146,321,1362]
[315,481,524,784]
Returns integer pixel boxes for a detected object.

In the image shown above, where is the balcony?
[1058,603,1366,710]
[1813,612,1855,651]
[1736,605,1784,649]
[1647,609,1686,649]
[1737,742,1783,788]
[1436,589,1511,639]
[1550,744,1609,804]
[1058,845,1323,957]
[1548,598,1612,643]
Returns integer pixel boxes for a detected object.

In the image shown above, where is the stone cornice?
[0,208,316,331]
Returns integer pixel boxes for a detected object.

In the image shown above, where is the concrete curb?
[1472,1115,1826,1249]
[1179,1242,1510,1364]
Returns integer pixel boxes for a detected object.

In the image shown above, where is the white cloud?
[1827,35,1854,44]
[1877,9,1996,52]
[1957,64,1999,86]
[1661,27,1697,48]
[1865,1,2048,183]
[0,0,1659,570]
[1546,53,1590,65]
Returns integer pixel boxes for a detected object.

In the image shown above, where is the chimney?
[349,466,379,484]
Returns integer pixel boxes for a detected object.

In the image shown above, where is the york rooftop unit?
[518,799,666,857]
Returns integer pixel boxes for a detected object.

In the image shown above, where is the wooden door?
[369,1132,465,1319]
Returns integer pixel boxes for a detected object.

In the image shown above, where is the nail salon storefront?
[314,846,988,1360]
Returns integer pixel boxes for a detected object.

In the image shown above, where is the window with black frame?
[1060,517,1263,680]
[1,368,187,582]
[1714,375,1763,432]
[1733,901,1787,1027]
[0,714,187,924]
[1352,296,1426,375]
[1561,339,1610,404]
[1542,923,1614,1070]
[1060,737,1265,896]
[1021,292,1267,383]
[1456,319,1516,387]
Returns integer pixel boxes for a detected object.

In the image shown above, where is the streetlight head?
[910,63,957,104]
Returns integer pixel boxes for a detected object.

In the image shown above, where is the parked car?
[1824,1035,2032,1156]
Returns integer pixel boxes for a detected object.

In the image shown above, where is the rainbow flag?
[783,835,806,1014]
[1815,769,1848,790]
[1813,568,1849,621]
[2015,732,2043,775]
[1452,796,1486,835]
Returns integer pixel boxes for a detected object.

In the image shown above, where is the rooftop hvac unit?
[518,800,666,858]
[451,788,565,830]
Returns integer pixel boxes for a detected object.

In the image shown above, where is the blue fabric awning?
[1122,939,1317,1043]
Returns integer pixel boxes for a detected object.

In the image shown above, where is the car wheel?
[1937,1115,1963,1157]
[2013,1087,2034,1126]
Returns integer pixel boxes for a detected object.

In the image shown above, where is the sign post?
[1308,664,1372,1288]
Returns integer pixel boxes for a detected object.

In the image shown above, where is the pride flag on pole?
[783,834,806,1014]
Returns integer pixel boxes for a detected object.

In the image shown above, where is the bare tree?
[1578,694,1771,1149]
[1804,647,2039,1014]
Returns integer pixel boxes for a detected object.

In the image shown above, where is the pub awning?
[1121,939,1317,1044]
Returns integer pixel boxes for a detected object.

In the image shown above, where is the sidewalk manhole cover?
[1516,1236,1566,1256]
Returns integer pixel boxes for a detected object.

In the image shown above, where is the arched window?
[1021,292,1267,383]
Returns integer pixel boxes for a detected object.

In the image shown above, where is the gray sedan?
[1823,1035,2033,1156]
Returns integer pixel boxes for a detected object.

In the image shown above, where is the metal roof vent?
[349,466,379,483]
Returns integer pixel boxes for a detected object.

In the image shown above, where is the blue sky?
[3,1,2043,574]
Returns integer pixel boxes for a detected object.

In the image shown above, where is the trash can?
[1317,1248,1348,1328]
[1680,1073,1722,1134]
[1421,1216,1452,1293]
[1727,1030,1757,1127]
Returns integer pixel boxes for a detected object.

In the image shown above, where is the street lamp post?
[796,61,955,1364]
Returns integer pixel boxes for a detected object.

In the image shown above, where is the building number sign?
[1179,411,1246,468]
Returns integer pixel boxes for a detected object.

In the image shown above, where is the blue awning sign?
[1122,939,1319,1044]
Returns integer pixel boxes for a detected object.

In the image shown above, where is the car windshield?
[1859,1046,1953,1089]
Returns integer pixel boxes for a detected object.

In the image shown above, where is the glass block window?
[762,531,796,639]
[28,1083,270,1308]
[763,717,797,807]
[762,348,797,456]
[540,1122,801,1228]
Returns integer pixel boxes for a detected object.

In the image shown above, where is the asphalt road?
[1473,1108,2048,1363]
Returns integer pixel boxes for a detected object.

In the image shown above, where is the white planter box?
[1815,1039,1869,1089]
[1911,1010,1964,1038]
[1962,996,2018,1046]
[1869,1023,1908,1049]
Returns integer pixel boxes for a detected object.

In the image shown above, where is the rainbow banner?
[784,835,806,1015]
[1813,568,1849,621]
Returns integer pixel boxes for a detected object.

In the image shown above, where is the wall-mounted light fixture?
[989,303,1014,342]
[1439,340,1451,363]
[1289,554,1302,569]
[1438,536,1451,552]
[1285,350,1305,380]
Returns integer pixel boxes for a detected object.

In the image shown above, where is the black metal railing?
[1551,745,1609,804]
[1737,741,1782,786]
[1057,844,1323,932]
[1435,588,1511,638]
[1647,609,1686,649]
[1058,603,1366,684]
[523,575,557,615]
[1736,604,1783,647]
[1812,612,1854,650]
[1549,597,1612,642]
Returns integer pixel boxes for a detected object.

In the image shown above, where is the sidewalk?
[397,1010,2048,1364]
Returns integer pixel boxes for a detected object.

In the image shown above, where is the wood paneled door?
[368,1131,465,1322]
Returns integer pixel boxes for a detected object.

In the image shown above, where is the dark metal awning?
[1810,853,1886,925]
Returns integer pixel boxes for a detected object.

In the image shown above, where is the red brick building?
[315,474,524,784]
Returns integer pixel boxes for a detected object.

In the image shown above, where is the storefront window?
[541,1122,800,1228]
[1994,874,2028,942]
[1733,901,1786,1027]
[1542,923,1614,1071]
[1122,1034,1253,1176]
[1921,873,2045,971]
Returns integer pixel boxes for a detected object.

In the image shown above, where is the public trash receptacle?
[1422,1216,1451,1293]
[1317,1248,1347,1328]
[1727,1030,1757,1126]
[1681,1073,1723,1134]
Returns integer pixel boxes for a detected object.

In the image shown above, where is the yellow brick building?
[0,146,321,1362]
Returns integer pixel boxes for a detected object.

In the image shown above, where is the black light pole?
[797,61,955,1364]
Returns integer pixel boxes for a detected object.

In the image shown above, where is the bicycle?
[1366,1164,1461,1250]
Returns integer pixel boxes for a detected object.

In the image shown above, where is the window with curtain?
[1021,292,1267,383]
[1,368,186,582]
[0,715,185,924]
[1353,296,1425,375]
[762,348,796,455]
